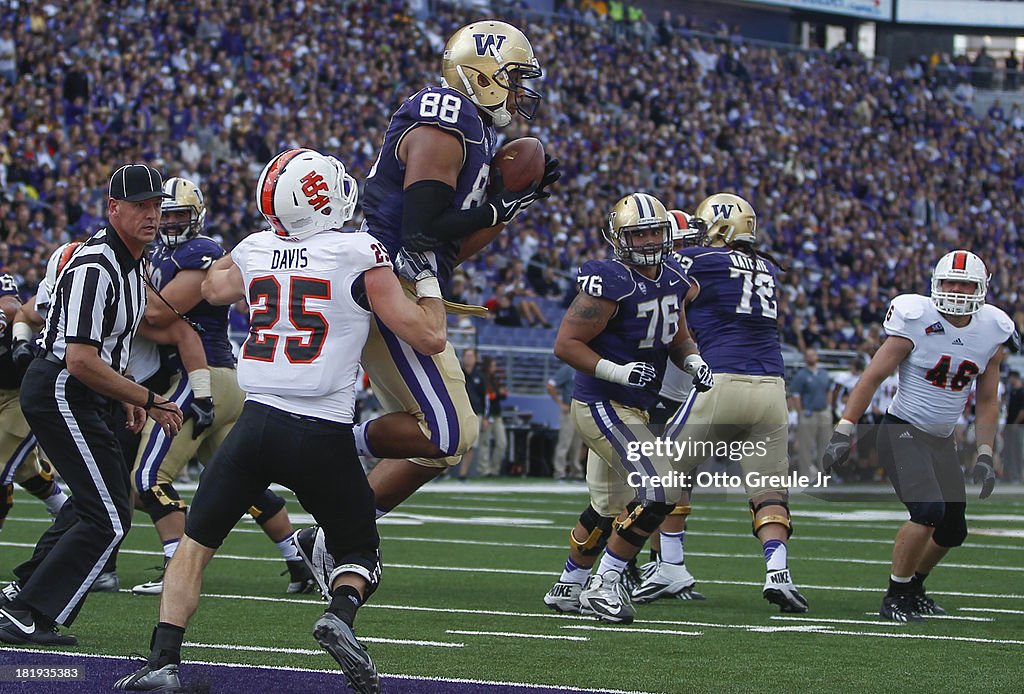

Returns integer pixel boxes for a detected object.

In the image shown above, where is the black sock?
[887,578,914,596]
[912,571,928,590]
[328,585,362,627]
[149,622,185,667]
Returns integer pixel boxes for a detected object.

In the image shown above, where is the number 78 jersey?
[675,246,785,377]
[884,293,1013,437]
[231,229,392,423]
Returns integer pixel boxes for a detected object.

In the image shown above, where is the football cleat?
[313,612,380,694]
[0,608,78,646]
[880,593,925,622]
[0,581,20,609]
[90,571,120,593]
[284,559,317,594]
[290,527,333,600]
[631,561,705,603]
[911,591,946,615]
[543,581,584,614]
[113,663,181,691]
[762,569,809,613]
[620,559,643,595]
[579,571,635,625]
[132,564,166,596]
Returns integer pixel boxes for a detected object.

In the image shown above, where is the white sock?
[559,557,591,585]
[163,539,179,561]
[660,531,685,565]
[890,573,912,583]
[596,548,629,576]
[353,421,376,458]
[763,540,788,572]
[276,537,300,562]
[44,486,68,515]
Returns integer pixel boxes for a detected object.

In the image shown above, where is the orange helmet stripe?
[952,251,967,271]
[260,149,308,235]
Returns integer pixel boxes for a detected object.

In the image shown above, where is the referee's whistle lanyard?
[143,264,204,335]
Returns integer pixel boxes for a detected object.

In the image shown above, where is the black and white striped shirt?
[43,227,147,375]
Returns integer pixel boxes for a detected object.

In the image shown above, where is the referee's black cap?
[108,164,173,202]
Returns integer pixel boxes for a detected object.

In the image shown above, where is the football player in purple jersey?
[542,193,713,624]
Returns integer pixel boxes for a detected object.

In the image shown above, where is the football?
[489,137,545,193]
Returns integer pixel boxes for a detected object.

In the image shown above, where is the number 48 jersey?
[231,229,392,423]
[572,258,692,411]
[884,293,1014,437]
[675,246,784,377]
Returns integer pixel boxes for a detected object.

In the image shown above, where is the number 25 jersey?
[675,246,784,377]
[572,258,692,411]
[231,229,392,423]
[884,293,1013,437]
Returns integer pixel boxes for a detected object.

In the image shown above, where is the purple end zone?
[0,651,613,693]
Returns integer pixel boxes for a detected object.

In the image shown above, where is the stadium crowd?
[1,0,1023,357]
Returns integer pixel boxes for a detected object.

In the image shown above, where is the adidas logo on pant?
[898,431,913,439]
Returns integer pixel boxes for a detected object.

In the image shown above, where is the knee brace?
[614,500,675,548]
[18,459,56,499]
[932,502,967,548]
[0,483,12,524]
[329,548,383,602]
[139,484,187,523]
[248,489,287,526]
[669,503,692,523]
[570,505,614,557]
[905,500,945,528]
[750,497,792,538]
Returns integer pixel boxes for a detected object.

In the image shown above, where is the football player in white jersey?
[114,149,446,694]
[823,250,1017,622]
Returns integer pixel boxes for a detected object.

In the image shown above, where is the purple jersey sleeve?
[0,273,19,300]
[173,236,226,272]
[576,260,636,302]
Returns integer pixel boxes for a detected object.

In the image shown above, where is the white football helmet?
[604,193,672,266]
[159,177,206,248]
[41,241,84,297]
[441,20,542,128]
[256,148,358,240]
[931,250,989,315]
[667,209,703,248]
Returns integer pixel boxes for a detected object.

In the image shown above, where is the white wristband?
[594,358,629,386]
[12,321,33,343]
[977,444,993,458]
[415,277,443,300]
[188,369,212,399]
[835,418,856,437]
[682,354,707,375]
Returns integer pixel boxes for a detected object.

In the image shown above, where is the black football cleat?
[113,662,182,692]
[0,608,78,646]
[880,594,925,623]
[313,612,380,694]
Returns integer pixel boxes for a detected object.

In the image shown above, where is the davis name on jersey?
[884,293,1013,437]
[572,257,691,411]
[232,229,391,423]
[361,86,497,291]
[150,235,234,368]
[675,246,784,377]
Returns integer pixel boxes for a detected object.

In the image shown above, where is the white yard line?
[186,638,463,652]
[770,616,900,627]
[446,629,589,641]
[958,607,1024,615]
[862,612,992,622]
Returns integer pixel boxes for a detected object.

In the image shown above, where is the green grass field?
[2,481,1023,693]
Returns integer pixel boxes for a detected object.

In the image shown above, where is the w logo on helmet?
[711,204,735,219]
[473,33,507,56]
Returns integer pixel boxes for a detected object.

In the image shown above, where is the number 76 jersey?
[231,229,392,424]
[675,246,785,377]
[884,293,1014,437]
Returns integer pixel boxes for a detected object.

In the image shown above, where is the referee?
[0,164,184,646]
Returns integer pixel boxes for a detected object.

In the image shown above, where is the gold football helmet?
[604,193,672,266]
[160,177,206,247]
[694,193,756,247]
[441,20,542,128]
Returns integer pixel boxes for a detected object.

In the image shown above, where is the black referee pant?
[16,359,132,627]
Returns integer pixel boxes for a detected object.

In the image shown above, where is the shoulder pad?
[174,236,225,271]
[981,304,1017,346]
[884,294,930,340]
[402,87,485,145]
[348,231,392,272]
[577,260,636,302]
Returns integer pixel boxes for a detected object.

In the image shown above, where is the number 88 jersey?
[360,86,497,292]
[884,293,1014,437]
[231,229,392,424]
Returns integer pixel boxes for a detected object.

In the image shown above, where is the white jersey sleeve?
[887,295,1012,437]
[235,230,392,423]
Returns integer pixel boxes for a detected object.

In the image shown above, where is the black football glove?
[972,453,996,500]
[536,154,561,196]
[486,168,549,225]
[189,397,215,440]
[691,364,714,393]
[821,430,852,471]
[12,339,40,373]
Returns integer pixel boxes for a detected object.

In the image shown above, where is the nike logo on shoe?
[1,608,35,634]
[589,599,621,615]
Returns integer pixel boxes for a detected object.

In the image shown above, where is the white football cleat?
[579,571,635,624]
[763,568,809,613]
[543,581,584,614]
[631,561,705,603]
